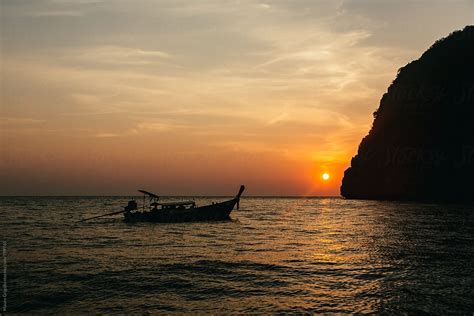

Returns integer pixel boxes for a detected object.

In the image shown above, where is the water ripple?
[2,197,474,313]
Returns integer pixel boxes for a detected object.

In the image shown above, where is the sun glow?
[322,173,330,181]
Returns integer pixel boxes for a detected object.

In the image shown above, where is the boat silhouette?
[123,185,245,223]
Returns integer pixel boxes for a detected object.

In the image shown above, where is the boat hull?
[123,198,238,223]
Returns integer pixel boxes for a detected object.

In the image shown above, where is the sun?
[322,173,330,181]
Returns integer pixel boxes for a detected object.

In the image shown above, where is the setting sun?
[322,173,330,181]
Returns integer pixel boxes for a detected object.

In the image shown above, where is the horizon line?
[0,195,343,198]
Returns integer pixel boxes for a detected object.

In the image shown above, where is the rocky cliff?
[341,26,474,202]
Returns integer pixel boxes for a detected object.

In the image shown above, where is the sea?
[1,197,473,314]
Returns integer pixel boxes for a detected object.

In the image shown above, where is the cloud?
[0,117,45,124]
[95,133,119,138]
[266,112,289,126]
[27,10,83,17]
[59,45,176,69]
[76,45,171,61]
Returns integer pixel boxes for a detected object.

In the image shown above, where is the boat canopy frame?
[158,200,195,207]
[137,189,196,210]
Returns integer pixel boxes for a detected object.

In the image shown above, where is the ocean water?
[1,197,474,314]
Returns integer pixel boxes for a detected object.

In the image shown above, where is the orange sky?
[1,0,473,195]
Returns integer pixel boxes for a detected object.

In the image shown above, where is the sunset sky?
[1,0,473,196]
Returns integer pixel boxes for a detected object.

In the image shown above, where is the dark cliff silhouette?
[341,26,474,203]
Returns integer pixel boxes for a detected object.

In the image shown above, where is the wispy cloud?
[66,45,175,67]
[0,117,45,124]
[266,113,289,126]
[78,46,171,60]
[27,10,83,17]
[95,133,119,138]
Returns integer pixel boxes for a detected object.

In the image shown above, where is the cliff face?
[341,26,474,202]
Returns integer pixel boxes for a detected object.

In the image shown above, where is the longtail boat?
[122,185,245,223]
[80,185,245,223]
